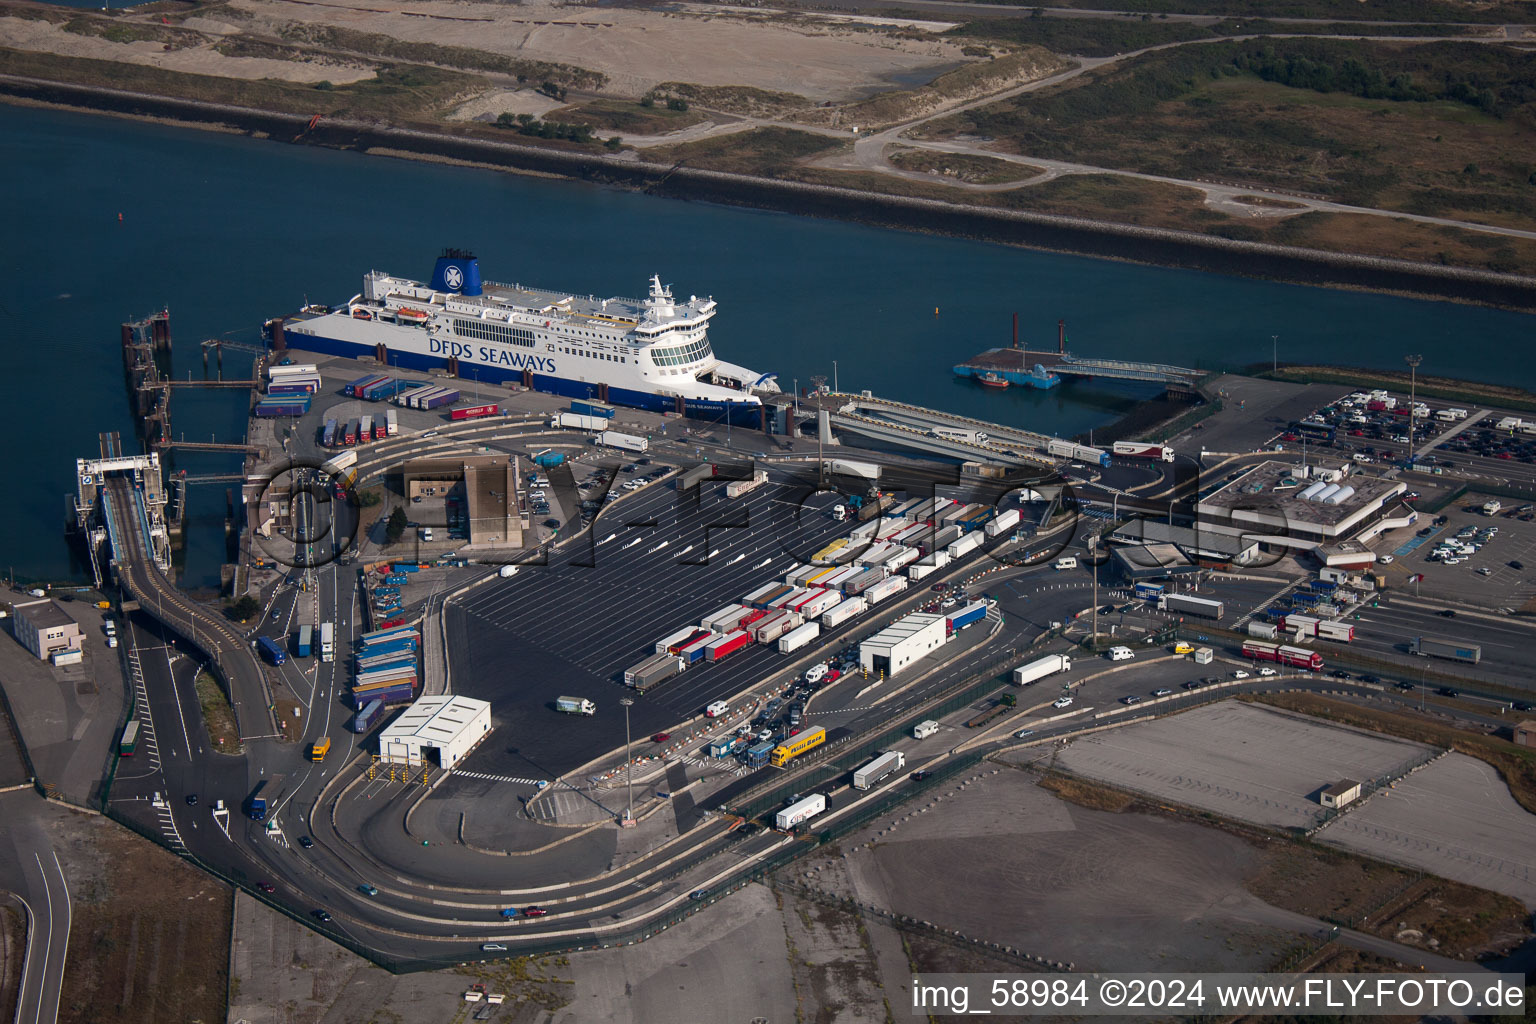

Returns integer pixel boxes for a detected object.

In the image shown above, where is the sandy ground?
[226,0,972,100]
[1316,752,1536,909]
[1056,701,1438,830]
[823,767,1304,973]
[447,87,569,122]
[0,16,375,84]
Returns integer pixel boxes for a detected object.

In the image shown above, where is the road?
[0,792,71,1024]
[103,476,278,740]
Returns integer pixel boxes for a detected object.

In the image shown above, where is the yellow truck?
[310,736,331,762]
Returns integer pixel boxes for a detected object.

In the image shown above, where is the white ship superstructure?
[271,251,778,422]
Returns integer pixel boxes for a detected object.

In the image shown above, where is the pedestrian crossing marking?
[453,769,546,786]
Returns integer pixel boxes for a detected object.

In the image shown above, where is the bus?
[118,719,140,757]
[1241,640,1323,671]
[256,635,287,666]
[321,418,337,448]
[1290,419,1336,443]
[769,726,826,768]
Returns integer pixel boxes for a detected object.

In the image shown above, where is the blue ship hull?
[282,329,764,427]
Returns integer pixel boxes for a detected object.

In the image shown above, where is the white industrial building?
[859,613,949,678]
[378,695,491,768]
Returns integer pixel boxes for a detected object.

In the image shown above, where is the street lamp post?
[1272,335,1278,375]
[1405,354,1422,463]
[833,360,838,394]
[620,697,635,826]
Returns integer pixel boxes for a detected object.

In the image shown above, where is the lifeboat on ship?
[351,307,374,321]
[396,306,430,322]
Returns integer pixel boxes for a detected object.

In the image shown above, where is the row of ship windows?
[557,346,627,364]
[651,337,711,367]
[451,320,536,348]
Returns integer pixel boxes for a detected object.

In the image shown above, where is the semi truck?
[820,596,866,628]
[350,699,384,732]
[555,412,608,432]
[984,508,1021,538]
[1158,593,1224,620]
[1410,636,1481,663]
[769,726,826,767]
[931,426,988,445]
[775,793,827,831]
[1241,640,1324,670]
[946,600,988,633]
[296,624,313,658]
[864,575,909,606]
[257,635,287,666]
[725,471,768,498]
[1046,438,1111,468]
[706,630,752,661]
[555,696,597,716]
[826,459,880,481]
[1013,653,1071,686]
[778,621,821,654]
[852,751,906,790]
[625,652,686,691]
[1111,441,1175,463]
[451,404,499,420]
[245,781,269,821]
[596,430,648,453]
[319,622,335,663]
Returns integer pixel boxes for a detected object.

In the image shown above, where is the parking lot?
[1395,496,1536,603]
[1056,701,1436,829]
[444,474,1000,780]
[1316,752,1536,906]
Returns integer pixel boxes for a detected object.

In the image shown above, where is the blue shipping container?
[354,684,414,710]
[359,637,417,657]
[571,400,616,418]
[391,564,421,574]
[361,626,418,645]
[384,573,407,584]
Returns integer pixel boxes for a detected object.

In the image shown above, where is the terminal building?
[400,456,524,548]
[859,613,949,678]
[378,695,492,768]
[6,598,83,662]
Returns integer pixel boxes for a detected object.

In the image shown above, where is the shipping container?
[360,625,419,646]
[678,632,720,664]
[452,403,499,421]
[423,388,460,410]
[985,508,1021,538]
[625,652,686,690]
[820,596,866,628]
[1013,653,1071,686]
[345,373,384,397]
[269,379,320,396]
[778,621,822,654]
[705,629,753,661]
[269,362,318,379]
[396,384,434,407]
[775,792,827,830]
[361,378,398,401]
[353,682,415,709]
[254,398,310,418]
[296,624,313,658]
[852,751,906,790]
[353,669,419,690]
[1247,620,1279,640]
[678,463,716,490]
[571,400,616,419]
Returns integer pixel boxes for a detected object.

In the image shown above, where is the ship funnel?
[431,249,482,296]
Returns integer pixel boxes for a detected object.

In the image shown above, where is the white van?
[913,719,939,739]
[420,527,435,541]
[1054,556,1078,571]
[1107,646,1134,662]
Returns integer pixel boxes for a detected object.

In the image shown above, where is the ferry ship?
[268,250,779,424]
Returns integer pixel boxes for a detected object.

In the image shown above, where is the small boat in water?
[977,372,1009,389]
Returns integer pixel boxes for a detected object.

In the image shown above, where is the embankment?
[6,73,1536,311]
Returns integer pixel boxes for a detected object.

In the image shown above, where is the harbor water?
[3,102,1534,586]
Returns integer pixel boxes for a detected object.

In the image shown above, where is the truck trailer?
[778,621,822,654]
[296,624,313,658]
[1158,593,1225,620]
[597,430,648,453]
[351,700,385,733]
[985,508,1021,538]
[852,751,905,790]
[1013,653,1071,686]
[555,412,608,432]
[1111,441,1175,463]
[555,696,597,715]
[725,471,768,498]
[946,600,987,632]
[1410,636,1481,663]
[775,793,827,831]
[625,653,686,691]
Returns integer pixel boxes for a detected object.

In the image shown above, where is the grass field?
[651,127,848,175]
[558,98,703,136]
[887,147,1041,184]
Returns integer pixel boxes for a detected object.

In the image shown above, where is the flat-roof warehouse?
[379,695,492,768]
